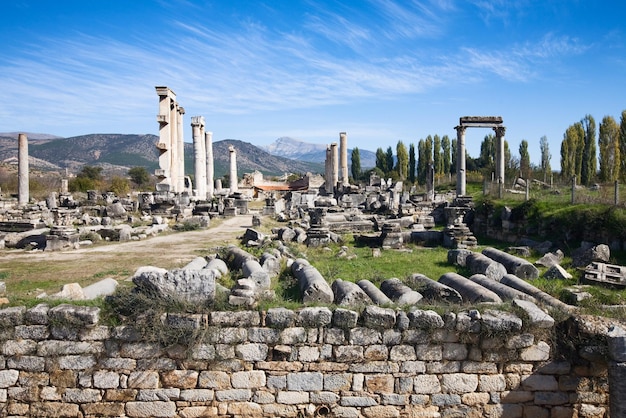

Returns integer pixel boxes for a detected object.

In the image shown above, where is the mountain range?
[0,133,376,178]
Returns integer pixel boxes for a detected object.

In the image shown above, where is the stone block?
[298,306,333,327]
[365,374,395,394]
[462,392,490,405]
[324,328,346,344]
[48,304,100,327]
[280,327,307,344]
[62,388,102,403]
[441,373,478,394]
[390,345,416,361]
[276,390,310,404]
[479,374,506,392]
[0,306,25,326]
[179,389,214,402]
[210,310,260,327]
[443,343,468,360]
[361,305,396,329]
[93,370,120,389]
[119,342,163,358]
[341,396,378,407]
[37,340,103,356]
[311,391,340,404]
[298,346,320,362]
[431,393,461,406]
[25,303,49,324]
[427,361,461,374]
[227,401,263,416]
[231,371,266,388]
[248,327,279,344]
[521,375,558,391]
[349,327,382,345]
[136,388,180,401]
[266,307,297,328]
[215,389,252,402]
[287,371,323,391]
[413,374,441,394]
[533,391,569,405]
[415,344,442,360]
[235,343,268,361]
[364,345,388,361]
[30,402,81,417]
[127,371,159,389]
[362,405,400,417]
[125,401,177,417]
[333,308,359,329]
[7,355,45,371]
[81,402,126,417]
[0,370,19,388]
[520,341,551,361]
[15,325,49,340]
[198,371,231,389]
[3,339,36,355]
[350,361,399,373]
[324,373,352,391]
[161,370,198,388]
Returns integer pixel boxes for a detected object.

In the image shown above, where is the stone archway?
[454,116,506,196]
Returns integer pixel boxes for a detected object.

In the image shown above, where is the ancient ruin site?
[0,85,625,418]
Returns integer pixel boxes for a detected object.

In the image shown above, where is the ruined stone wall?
[0,304,609,417]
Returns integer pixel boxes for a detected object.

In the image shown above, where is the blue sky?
[1,1,625,167]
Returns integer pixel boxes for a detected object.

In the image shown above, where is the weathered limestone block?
[287,372,323,391]
[48,304,100,327]
[332,279,373,307]
[291,259,334,304]
[333,308,359,329]
[481,310,522,333]
[413,374,441,394]
[26,303,49,325]
[406,273,462,304]
[361,305,396,329]
[0,306,26,326]
[407,309,445,329]
[520,341,551,361]
[380,278,423,305]
[466,252,507,281]
[441,373,478,394]
[439,273,502,303]
[298,307,333,328]
[136,390,180,402]
[572,243,610,268]
[266,307,297,328]
[544,264,573,280]
[483,247,539,279]
[131,266,216,304]
[125,401,177,417]
[512,299,555,328]
[357,279,393,305]
[468,274,536,302]
[535,250,564,268]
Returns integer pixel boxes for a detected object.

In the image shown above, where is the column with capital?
[331,142,339,189]
[325,145,333,194]
[494,126,506,186]
[176,105,186,193]
[455,126,466,196]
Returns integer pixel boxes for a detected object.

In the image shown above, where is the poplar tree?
[396,141,409,180]
[385,146,394,174]
[539,136,551,183]
[417,139,426,185]
[433,135,442,175]
[519,140,531,179]
[560,122,585,180]
[598,116,620,182]
[620,110,626,182]
[351,147,361,181]
[479,134,495,173]
[581,114,597,185]
[442,135,451,175]
[450,139,457,174]
[375,148,386,173]
[408,143,416,183]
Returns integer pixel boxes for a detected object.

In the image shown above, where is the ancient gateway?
[455,116,506,196]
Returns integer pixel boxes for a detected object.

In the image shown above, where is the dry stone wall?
[0,304,610,417]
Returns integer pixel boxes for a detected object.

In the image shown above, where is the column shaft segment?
[455,126,466,196]
[228,145,238,193]
[205,131,214,199]
[191,116,207,199]
[18,133,29,206]
[339,132,349,186]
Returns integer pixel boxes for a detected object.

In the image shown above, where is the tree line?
[350,133,550,186]
[560,111,626,185]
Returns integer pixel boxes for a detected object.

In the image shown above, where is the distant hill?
[263,136,376,168]
[0,133,323,178]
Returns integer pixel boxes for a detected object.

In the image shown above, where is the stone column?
[339,132,349,186]
[325,146,333,194]
[455,126,466,196]
[191,116,207,199]
[494,126,506,187]
[17,133,29,206]
[60,179,69,194]
[176,106,186,193]
[228,145,238,193]
[205,131,214,199]
[155,86,177,191]
[331,142,339,190]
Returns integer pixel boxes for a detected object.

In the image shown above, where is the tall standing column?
[494,126,506,185]
[331,142,339,190]
[176,106,186,193]
[455,126,466,196]
[325,146,333,194]
[191,116,207,199]
[228,145,238,193]
[339,132,349,187]
[17,133,29,206]
[205,131,214,199]
[155,87,177,191]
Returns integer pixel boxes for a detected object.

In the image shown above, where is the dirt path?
[0,215,256,297]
